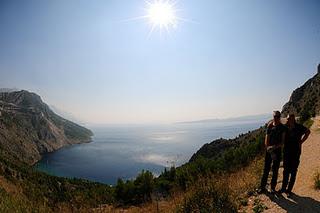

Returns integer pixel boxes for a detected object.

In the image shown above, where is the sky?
[0,0,319,124]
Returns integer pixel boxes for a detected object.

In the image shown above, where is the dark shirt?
[266,123,287,147]
[284,123,308,156]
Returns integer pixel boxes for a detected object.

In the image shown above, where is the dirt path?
[243,117,320,213]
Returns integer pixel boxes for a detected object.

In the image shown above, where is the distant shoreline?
[176,113,270,124]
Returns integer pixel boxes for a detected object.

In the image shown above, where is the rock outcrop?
[282,64,320,119]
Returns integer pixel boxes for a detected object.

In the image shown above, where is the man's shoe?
[270,188,276,194]
[257,188,267,194]
[277,188,286,194]
[286,191,293,198]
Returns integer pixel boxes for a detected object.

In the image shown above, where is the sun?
[121,0,188,36]
[145,0,178,34]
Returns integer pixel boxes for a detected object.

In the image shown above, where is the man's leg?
[287,157,300,192]
[270,150,281,191]
[260,151,272,190]
[281,156,290,191]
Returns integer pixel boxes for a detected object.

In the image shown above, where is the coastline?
[33,121,265,184]
[31,137,93,166]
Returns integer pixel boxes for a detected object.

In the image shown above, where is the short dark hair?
[273,111,281,117]
[288,113,295,117]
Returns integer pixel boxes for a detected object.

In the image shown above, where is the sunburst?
[145,0,179,35]
[122,0,188,36]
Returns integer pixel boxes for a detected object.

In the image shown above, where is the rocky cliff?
[282,64,320,120]
[0,90,93,165]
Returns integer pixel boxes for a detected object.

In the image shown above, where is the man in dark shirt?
[258,111,287,194]
[279,114,310,197]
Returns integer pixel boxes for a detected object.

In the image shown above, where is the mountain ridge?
[282,64,320,121]
[177,113,270,124]
[1,64,320,211]
[0,90,93,165]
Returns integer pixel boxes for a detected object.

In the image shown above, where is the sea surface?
[36,115,269,184]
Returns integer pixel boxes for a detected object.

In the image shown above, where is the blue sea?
[36,115,268,185]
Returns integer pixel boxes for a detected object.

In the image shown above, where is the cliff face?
[0,90,93,165]
[282,64,320,118]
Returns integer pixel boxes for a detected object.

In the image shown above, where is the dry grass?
[0,175,22,195]
[0,176,95,213]
[225,157,264,203]
[94,156,264,213]
[0,155,264,213]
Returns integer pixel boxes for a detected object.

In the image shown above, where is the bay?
[36,115,268,184]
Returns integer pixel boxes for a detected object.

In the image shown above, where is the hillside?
[148,64,320,212]
[0,90,93,165]
[1,64,320,212]
[189,127,265,163]
[191,64,320,165]
[282,64,320,121]
[0,147,113,212]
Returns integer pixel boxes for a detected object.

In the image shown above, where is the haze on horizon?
[0,0,319,124]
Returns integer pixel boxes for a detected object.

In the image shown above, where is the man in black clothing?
[258,111,287,194]
[279,114,310,197]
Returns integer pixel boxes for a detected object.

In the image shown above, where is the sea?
[36,115,269,185]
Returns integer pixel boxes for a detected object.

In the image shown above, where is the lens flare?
[146,0,177,31]
[122,0,192,36]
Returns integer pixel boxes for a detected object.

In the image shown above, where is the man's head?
[273,111,281,124]
[287,113,296,126]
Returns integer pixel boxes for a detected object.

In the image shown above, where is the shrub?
[298,100,316,124]
[114,170,154,205]
[252,199,267,213]
[314,171,320,190]
[177,181,237,213]
[134,170,154,203]
[303,118,314,129]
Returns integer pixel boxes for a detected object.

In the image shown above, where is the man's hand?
[267,145,276,153]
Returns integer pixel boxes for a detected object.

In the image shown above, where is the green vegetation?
[177,181,237,213]
[0,188,37,213]
[314,171,320,190]
[0,150,114,212]
[1,90,267,211]
[303,118,314,129]
[252,198,267,213]
[2,77,320,211]
[115,170,154,205]
[297,99,317,125]
[157,129,265,192]
[0,127,266,212]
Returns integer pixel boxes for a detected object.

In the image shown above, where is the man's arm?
[265,122,273,147]
[265,134,270,147]
[273,132,286,149]
[279,131,286,148]
[300,129,310,145]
